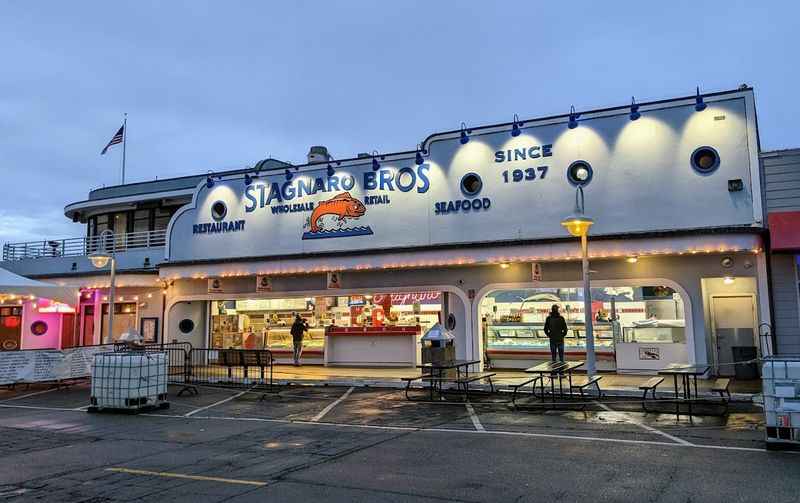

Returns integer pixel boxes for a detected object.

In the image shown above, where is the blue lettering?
[514,148,526,161]
[527,146,540,159]
[396,167,416,192]
[363,172,377,190]
[494,151,505,163]
[266,183,282,205]
[297,178,313,198]
[379,169,394,191]
[327,175,340,192]
[281,181,296,200]
[313,177,326,193]
[244,185,258,213]
[416,165,430,194]
[341,175,355,190]
[259,184,267,207]
[542,144,553,157]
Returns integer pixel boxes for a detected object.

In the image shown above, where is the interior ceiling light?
[626,256,639,263]
[695,86,707,112]
[459,122,470,144]
[568,105,580,129]
[511,114,521,137]
[629,97,640,121]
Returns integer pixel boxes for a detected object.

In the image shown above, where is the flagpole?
[121,113,127,184]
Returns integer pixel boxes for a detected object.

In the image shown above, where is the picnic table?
[406,359,487,400]
[658,363,711,421]
[525,360,585,401]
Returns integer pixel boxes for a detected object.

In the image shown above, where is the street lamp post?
[89,230,117,344]
[561,186,596,377]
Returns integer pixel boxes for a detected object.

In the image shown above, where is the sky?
[1,0,797,243]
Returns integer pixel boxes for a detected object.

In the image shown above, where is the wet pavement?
[0,381,796,502]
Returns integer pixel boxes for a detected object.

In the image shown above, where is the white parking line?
[594,401,693,446]
[465,403,484,431]
[311,386,354,422]
[106,468,267,486]
[184,389,251,417]
[0,401,777,455]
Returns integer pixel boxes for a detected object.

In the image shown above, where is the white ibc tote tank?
[89,328,169,412]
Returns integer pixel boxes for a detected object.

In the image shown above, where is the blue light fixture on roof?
[205,174,214,188]
[244,173,253,186]
[372,150,381,171]
[415,144,425,166]
[511,114,522,137]
[568,106,579,129]
[285,168,293,181]
[327,163,335,177]
[695,86,707,112]
[459,122,469,144]
[629,97,641,121]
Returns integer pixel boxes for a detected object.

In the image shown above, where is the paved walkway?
[271,364,762,396]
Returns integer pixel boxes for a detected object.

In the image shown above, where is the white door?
[711,295,756,377]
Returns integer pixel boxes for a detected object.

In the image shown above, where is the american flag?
[100,124,124,155]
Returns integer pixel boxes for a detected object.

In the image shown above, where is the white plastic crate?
[762,357,800,448]
[90,352,168,411]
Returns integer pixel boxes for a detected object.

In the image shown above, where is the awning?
[0,267,78,305]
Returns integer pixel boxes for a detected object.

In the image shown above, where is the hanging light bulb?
[415,144,425,166]
[459,122,470,144]
[568,106,580,129]
[695,86,707,112]
[629,97,640,121]
[511,114,521,137]
[372,151,381,171]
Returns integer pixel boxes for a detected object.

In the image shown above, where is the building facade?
[0,87,775,375]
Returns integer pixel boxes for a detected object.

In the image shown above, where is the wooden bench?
[711,378,731,412]
[570,376,603,408]
[502,376,543,408]
[638,377,664,412]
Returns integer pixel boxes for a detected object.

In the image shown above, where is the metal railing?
[2,229,167,261]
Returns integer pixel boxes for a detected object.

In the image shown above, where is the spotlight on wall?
[372,150,381,171]
[205,176,214,189]
[244,173,253,186]
[511,114,522,137]
[499,263,510,269]
[695,86,707,112]
[284,168,293,181]
[568,106,580,129]
[629,97,641,121]
[459,122,470,144]
[415,144,425,166]
[327,163,335,177]
[626,256,639,263]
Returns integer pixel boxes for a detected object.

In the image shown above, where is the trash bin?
[732,346,759,380]
[420,323,456,376]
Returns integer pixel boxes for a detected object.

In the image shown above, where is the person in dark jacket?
[543,305,568,362]
[290,314,309,366]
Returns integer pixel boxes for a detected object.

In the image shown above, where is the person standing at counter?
[544,305,567,363]
[291,314,309,366]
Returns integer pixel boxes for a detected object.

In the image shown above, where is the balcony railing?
[2,230,167,261]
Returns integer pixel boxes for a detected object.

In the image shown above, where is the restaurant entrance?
[0,306,22,351]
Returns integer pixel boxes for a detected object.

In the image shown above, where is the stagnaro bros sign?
[167,92,760,262]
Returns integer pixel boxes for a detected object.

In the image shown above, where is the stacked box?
[762,357,800,447]
[90,352,168,410]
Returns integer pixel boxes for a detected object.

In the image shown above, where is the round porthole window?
[31,321,48,336]
[567,160,593,186]
[178,319,195,334]
[460,172,483,196]
[691,146,720,174]
[210,201,227,221]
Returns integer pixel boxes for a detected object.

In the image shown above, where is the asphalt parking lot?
[0,382,797,502]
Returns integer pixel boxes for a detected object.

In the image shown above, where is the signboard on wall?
[166,92,759,263]
[256,275,272,292]
[531,263,542,281]
[208,278,223,293]
[327,272,342,289]
[639,347,661,360]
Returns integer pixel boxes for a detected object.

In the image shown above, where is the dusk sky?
[1,1,797,244]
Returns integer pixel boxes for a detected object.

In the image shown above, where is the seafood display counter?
[485,322,617,363]
[614,320,687,372]
[324,326,420,367]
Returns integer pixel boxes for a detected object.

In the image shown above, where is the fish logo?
[302,192,373,240]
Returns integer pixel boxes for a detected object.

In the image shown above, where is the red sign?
[372,292,441,305]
